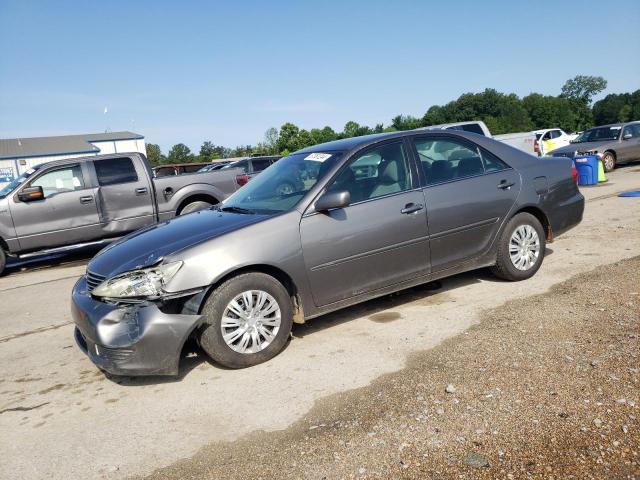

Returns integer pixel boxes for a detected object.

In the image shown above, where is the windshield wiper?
[219,206,255,214]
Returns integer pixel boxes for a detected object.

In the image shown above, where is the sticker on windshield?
[305,153,332,162]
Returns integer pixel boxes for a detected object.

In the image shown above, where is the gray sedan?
[551,121,640,171]
[71,130,584,375]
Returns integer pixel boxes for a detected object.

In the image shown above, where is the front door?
[10,163,101,251]
[411,136,521,273]
[300,141,430,307]
[91,156,155,235]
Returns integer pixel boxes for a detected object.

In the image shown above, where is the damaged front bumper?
[71,276,202,376]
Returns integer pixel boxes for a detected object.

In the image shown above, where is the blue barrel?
[573,155,599,186]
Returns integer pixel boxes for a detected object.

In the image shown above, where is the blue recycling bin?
[573,155,599,186]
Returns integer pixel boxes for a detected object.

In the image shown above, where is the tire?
[0,249,5,276]
[179,200,215,215]
[602,152,616,172]
[198,272,293,368]
[491,212,546,282]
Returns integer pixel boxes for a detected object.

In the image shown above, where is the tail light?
[235,174,249,186]
[534,138,539,154]
[571,165,579,184]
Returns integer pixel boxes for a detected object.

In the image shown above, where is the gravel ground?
[141,257,640,480]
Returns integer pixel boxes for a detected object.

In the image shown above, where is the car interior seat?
[429,160,454,183]
[369,146,406,198]
[456,156,484,178]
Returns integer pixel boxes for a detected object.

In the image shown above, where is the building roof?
[0,131,144,160]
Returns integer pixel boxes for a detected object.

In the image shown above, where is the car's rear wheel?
[179,200,215,215]
[0,249,6,276]
[491,213,545,281]
[198,272,293,368]
[602,152,616,172]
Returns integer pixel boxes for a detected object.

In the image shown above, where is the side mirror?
[623,133,633,140]
[315,190,350,212]
[18,186,44,202]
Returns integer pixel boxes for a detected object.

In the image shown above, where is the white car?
[534,128,577,156]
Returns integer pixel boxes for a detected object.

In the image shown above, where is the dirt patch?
[369,312,402,323]
[139,257,640,480]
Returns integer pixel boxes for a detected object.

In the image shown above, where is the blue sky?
[1,0,639,152]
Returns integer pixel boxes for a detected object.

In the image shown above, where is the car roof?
[586,122,634,130]
[296,129,541,170]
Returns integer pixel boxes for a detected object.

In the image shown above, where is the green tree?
[592,90,640,125]
[276,123,300,154]
[145,143,163,166]
[391,115,421,131]
[199,141,218,160]
[264,127,279,154]
[167,143,194,163]
[560,75,607,105]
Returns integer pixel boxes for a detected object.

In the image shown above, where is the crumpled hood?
[88,209,272,278]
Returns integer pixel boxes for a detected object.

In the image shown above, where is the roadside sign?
[0,167,15,183]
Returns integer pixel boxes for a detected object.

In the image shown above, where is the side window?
[251,159,271,172]
[481,148,510,173]
[461,123,485,135]
[30,165,85,198]
[327,142,411,203]
[94,158,139,186]
[623,125,638,138]
[550,130,562,139]
[413,138,484,185]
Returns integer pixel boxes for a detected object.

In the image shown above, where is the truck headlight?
[92,262,183,299]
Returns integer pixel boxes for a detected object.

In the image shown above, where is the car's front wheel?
[491,213,546,281]
[602,152,616,172]
[198,272,293,368]
[0,249,6,276]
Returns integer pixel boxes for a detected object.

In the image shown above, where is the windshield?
[221,151,344,214]
[0,167,38,199]
[573,126,621,143]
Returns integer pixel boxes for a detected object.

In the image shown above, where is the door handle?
[79,195,94,204]
[135,187,149,196]
[498,180,515,190]
[401,203,424,214]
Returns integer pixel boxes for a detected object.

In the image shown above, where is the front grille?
[98,345,135,362]
[86,270,106,292]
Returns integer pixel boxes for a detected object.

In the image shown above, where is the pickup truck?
[0,152,243,275]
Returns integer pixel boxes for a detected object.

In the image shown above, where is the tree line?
[146,75,640,166]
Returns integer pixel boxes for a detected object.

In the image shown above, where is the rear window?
[95,157,139,186]
[251,159,272,172]
[460,124,486,135]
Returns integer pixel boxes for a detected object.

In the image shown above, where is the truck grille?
[86,271,106,292]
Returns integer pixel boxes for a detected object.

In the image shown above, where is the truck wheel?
[198,272,293,368]
[179,200,215,215]
[0,249,5,276]
[602,152,616,172]
[491,213,545,282]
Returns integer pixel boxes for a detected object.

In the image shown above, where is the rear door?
[300,140,430,307]
[411,136,520,272]
[10,162,101,251]
[90,156,155,235]
[618,124,640,161]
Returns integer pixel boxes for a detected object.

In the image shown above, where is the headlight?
[92,261,183,299]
